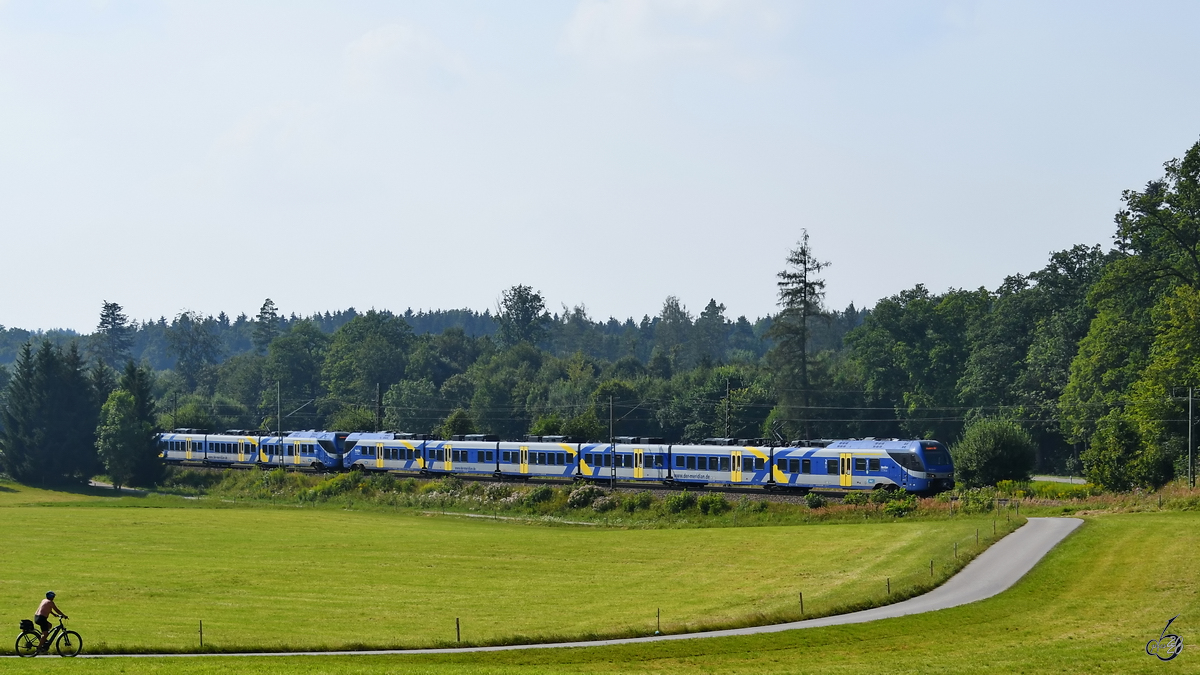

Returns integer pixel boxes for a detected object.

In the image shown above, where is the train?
[157,429,956,494]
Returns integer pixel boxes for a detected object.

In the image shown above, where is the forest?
[2,138,1199,492]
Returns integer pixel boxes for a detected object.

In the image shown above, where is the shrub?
[951,418,1036,488]
[956,487,997,513]
[697,493,730,515]
[592,496,618,512]
[623,491,654,512]
[567,485,605,509]
[883,495,918,517]
[662,491,697,513]
[842,491,869,506]
[869,488,899,504]
[523,485,554,506]
[737,497,769,513]
[804,492,827,509]
[485,483,515,501]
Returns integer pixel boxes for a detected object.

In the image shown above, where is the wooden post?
[656,608,661,634]
[799,592,804,615]
[456,617,460,642]
[887,578,890,595]
[930,559,933,577]
[976,528,979,545]
[199,620,203,647]
[954,542,958,559]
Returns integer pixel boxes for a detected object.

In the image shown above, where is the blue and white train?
[158,430,955,494]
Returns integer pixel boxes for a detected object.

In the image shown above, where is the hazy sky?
[3,1,1199,333]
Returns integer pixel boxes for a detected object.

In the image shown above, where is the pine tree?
[93,301,133,368]
[119,361,163,486]
[253,299,281,354]
[766,230,830,440]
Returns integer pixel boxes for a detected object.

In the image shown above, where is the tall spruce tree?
[119,361,162,486]
[253,299,281,354]
[766,230,830,440]
[93,301,133,368]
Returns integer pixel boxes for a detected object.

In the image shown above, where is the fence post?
[199,620,203,648]
[887,578,890,595]
[954,542,958,559]
[656,608,661,635]
[976,528,979,545]
[456,618,460,642]
[930,559,933,577]
[799,592,804,616]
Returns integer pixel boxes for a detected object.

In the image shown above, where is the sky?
[2,1,1199,333]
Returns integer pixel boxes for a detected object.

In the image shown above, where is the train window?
[626,455,634,468]
[583,453,591,465]
[697,457,707,471]
[676,455,685,468]
[802,459,812,474]
[555,453,563,465]
[869,459,881,471]
[777,459,787,472]
[753,457,763,470]
[656,455,665,468]
[485,451,493,462]
[603,454,612,467]
[826,459,838,474]
[686,456,696,470]
[720,457,730,471]
[789,459,800,474]
[503,451,511,462]
[854,458,866,471]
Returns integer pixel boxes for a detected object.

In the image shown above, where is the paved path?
[1032,475,1087,485]
[74,517,1082,659]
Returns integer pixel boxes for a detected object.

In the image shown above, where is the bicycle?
[15,617,82,657]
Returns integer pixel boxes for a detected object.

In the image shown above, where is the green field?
[3,510,1194,674]
[0,481,1001,653]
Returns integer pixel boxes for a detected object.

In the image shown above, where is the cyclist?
[34,591,67,652]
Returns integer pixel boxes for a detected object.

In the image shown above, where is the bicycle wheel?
[55,630,83,657]
[15,631,41,657]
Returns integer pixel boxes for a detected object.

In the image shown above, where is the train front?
[914,441,955,493]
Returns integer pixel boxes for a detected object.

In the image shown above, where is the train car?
[668,440,770,487]
[427,435,501,476]
[159,428,208,463]
[498,436,582,479]
[199,430,262,466]
[769,439,954,494]
[577,437,668,482]
[259,430,346,470]
[343,432,431,472]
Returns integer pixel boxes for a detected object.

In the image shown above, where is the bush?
[662,491,697,513]
[623,491,654,512]
[842,491,869,506]
[883,495,918,517]
[951,418,1036,488]
[567,485,605,509]
[956,487,997,513]
[523,485,554,507]
[592,495,618,512]
[697,493,730,515]
[870,488,900,504]
[804,492,827,509]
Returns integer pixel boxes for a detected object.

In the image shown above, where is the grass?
[3,510,1196,673]
[0,479,1010,655]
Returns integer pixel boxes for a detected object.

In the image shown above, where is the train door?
[634,448,644,479]
[519,445,529,474]
[185,439,194,461]
[839,453,853,487]
[376,443,384,469]
[444,444,453,471]
[238,441,245,462]
[731,451,743,483]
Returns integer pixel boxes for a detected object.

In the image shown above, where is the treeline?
[3,138,1200,492]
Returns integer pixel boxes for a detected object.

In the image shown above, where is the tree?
[321,311,413,407]
[495,285,549,347]
[950,418,1036,488]
[691,299,730,366]
[120,361,162,486]
[1111,140,1200,289]
[253,299,281,354]
[438,408,476,438]
[0,341,102,484]
[766,231,829,439]
[383,378,440,434]
[92,301,133,368]
[166,311,222,390]
[95,389,158,490]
